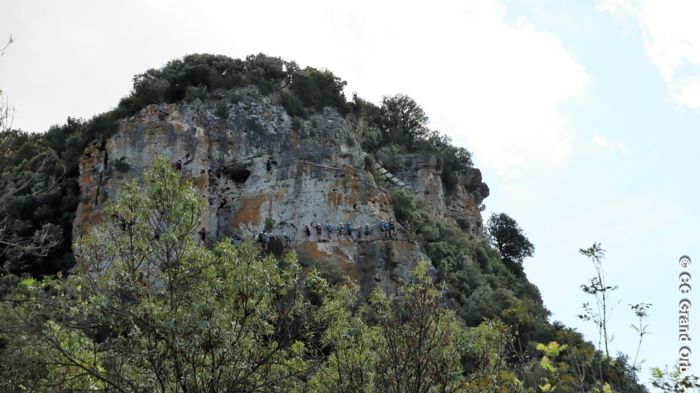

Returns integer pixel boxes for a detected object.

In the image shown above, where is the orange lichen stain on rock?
[326,191,343,207]
[165,103,177,116]
[75,204,104,236]
[196,174,207,194]
[295,242,360,283]
[388,240,414,255]
[339,165,359,190]
[346,194,357,208]
[144,128,156,146]
[296,241,333,260]
[173,122,185,134]
[230,194,265,226]
[461,193,476,211]
[146,105,158,118]
[333,247,360,282]
[79,171,93,187]
[88,210,103,226]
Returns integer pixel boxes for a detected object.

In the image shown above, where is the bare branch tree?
[1,35,16,137]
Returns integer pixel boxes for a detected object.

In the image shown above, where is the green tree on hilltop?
[486,212,534,276]
[378,94,430,149]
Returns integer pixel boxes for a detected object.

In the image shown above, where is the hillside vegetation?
[0,54,647,392]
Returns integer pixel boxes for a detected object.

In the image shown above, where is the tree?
[578,243,616,361]
[308,280,378,393]
[0,135,64,276]
[371,261,467,393]
[0,36,62,274]
[0,159,320,392]
[651,367,700,392]
[577,243,655,393]
[464,319,523,392]
[486,213,534,273]
[379,94,430,149]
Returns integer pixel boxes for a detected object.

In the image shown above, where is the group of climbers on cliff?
[242,219,403,252]
[298,220,399,243]
[168,157,404,250]
[379,220,398,239]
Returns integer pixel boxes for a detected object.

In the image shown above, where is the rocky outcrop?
[73,86,489,293]
[381,152,489,237]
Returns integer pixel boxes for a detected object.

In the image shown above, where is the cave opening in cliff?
[229,168,251,183]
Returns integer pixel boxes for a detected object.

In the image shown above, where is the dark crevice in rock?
[224,167,251,184]
[95,143,108,207]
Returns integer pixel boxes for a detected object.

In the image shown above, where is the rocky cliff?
[74,86,489,293]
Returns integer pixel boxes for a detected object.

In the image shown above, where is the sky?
[2,0,699,388]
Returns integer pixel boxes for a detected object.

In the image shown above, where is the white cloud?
[596,0,630,14]
[598,0,700,109]
[0,0,588,173]
[638,0,700,109]
[592,130,627,153]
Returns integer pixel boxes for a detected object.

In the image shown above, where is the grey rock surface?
[74,86,489,293]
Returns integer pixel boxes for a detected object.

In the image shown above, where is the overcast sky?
[2,0,700,387]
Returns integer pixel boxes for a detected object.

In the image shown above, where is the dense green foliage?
[0,130,70,276]
[352,93,474,186]
[486,212,535,276]
[0,162,500,391]
[0,161,648,392]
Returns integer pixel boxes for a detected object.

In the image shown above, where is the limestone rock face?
[73,87,489,293]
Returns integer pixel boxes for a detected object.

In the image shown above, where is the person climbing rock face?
[305,224,311,239]
[262,232,270,252]
[198,227,207,243]
[266,159,272,172]
[175,160,183,171]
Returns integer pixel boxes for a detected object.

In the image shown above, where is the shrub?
[264,216,275,232]
[215,101,228,119]
[279,90,306,118]
[290,67,348,113]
